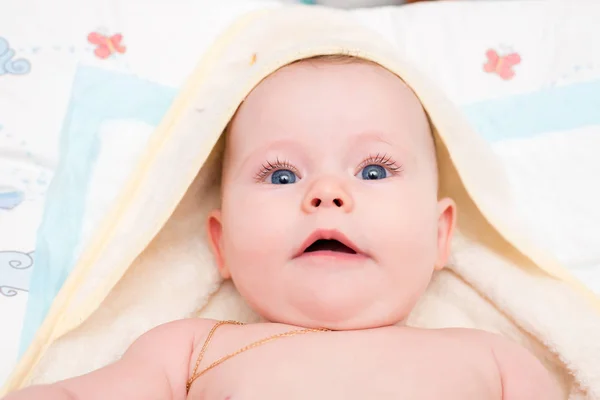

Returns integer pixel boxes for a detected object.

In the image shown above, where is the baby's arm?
[4,318,213,400]
[487,334,562,400]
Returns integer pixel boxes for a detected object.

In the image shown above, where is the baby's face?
[208,58,456,330]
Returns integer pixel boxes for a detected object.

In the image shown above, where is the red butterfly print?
[87,32,126,59]
[483,49,521,80]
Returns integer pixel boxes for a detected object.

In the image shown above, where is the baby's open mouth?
[295,230,365,259]
[303,239,357,254]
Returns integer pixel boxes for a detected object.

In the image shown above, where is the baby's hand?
[3,319,212,400]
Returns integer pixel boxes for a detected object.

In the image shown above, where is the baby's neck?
[259,316,407,330]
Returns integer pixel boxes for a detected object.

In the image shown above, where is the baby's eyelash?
[254,157,299,182]
[357,153,403,175]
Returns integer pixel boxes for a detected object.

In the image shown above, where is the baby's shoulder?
[433,327,560,399]
[123,318,219,377]
[432,326,519,349]
[419,327,534,365]
[94,318,222,400]
[133,317,218,350]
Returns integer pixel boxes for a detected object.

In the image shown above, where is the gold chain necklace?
[186,320,331,393]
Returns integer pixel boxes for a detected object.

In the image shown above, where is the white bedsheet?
[0,42,57,382]
[1,0,599,387]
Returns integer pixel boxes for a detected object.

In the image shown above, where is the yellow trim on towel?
[0,9,271,394]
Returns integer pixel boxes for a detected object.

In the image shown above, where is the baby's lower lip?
[296,250,368,262]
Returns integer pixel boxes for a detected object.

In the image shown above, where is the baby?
[5,55,560,400]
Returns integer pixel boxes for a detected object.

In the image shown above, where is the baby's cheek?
[372,197,439,265]
[223,192,296,265]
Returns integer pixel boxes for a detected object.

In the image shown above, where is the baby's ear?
[207,209,231,279]
[434,197,457,271]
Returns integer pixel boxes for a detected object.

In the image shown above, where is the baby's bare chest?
[188,327,501,400]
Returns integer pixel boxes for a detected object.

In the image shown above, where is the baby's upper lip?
[294,229,365,258]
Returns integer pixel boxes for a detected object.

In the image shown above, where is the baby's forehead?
[237,59,424,121]
[225,56,435,162]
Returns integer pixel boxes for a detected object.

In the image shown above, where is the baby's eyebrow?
[233,139,301,177]
[351,130,420,167]
[352,131,395,146]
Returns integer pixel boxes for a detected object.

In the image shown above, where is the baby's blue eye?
[361,164,387,180]
[271,169,297,184]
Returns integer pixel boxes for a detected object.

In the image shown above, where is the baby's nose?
[301,176,354,213]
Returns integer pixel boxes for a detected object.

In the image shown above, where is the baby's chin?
[235,274,423,330]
